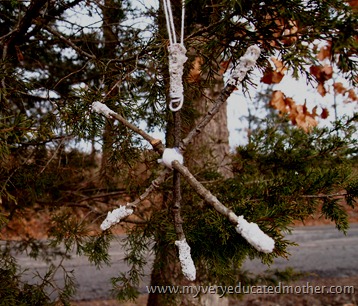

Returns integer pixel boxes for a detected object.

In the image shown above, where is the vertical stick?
[173,110,185,240]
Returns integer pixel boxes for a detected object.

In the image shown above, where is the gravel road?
[14,223,358,301]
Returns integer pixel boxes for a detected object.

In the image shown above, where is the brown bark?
[186,77,233,178]
[147,1,231,305]
[100,0,120,187]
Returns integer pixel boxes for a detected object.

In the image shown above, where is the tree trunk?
[188,76,232,178]
[147,1,231,305]
[100,0,120,188]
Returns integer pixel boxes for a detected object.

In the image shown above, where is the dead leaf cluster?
[269,90,330,132]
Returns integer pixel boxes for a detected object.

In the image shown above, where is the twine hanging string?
[163,0,187,112]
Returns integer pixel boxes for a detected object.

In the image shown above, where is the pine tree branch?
[4,0,48,48]
[43,25,97,60]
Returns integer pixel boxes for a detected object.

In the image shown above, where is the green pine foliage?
[0,0,357,304]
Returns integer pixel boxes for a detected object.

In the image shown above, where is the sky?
[227,69,357,148]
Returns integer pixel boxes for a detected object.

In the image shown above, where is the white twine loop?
[157,147,184,169]
[168,44,187,112]
[163,0,187,112]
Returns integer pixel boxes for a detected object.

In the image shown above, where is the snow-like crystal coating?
[91,101,115,118]
[227,45,261,87]
[159,147,184,169]
[236,215,275,253]
[100,206,134,231]
[175,239,196,281]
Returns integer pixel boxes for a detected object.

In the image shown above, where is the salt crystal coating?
[227,45,261,87]
[91,101,116,118]
[175,239,196,281]
[100,206,134,231]
[168,43,187,111]
[236,215,275,253]
[158,147,184,169]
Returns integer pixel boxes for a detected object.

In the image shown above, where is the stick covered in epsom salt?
[175,239,196,281]
[236,215,275,253]
[100,206,134,231]
[91,101,116,118]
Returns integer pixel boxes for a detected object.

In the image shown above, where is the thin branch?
[126,168,171,208]
[38,138,64,175]
[172,111,185,241]
[172,160,238,226]
[180,45,260,151]
[109,112,165,154]
[53,60,91,90]
[300,192,347,198]
[43,25,97,60]
[180,83,237,150]
[77,190,127,203]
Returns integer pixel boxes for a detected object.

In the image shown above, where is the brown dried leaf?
[284,97,296,110]
[310,65,333,83]
[312,105,318,117]
[281,20,299,46]
[347,0,358,10]
[261,68,285,84]
[333,82,347,94]
[321,108,329,119]
[219,60,231,76]
[15,45,24,62]
[269,90,287,113]
[271,57,287,73]
[317,44,331,61]
[261,58,287,84]
[317,83,327,97]
[347,89,358,101]
[187,57,203,83]
[290,104,318,132]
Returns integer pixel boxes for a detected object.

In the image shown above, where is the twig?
[38,138,64,175]
[43,25,97,60]
[126,168,171,208]
[180,45,260,150]
[300,192,347,198]
[109,112,165,154]
[77,190,127,203]
[53,60,91,90]
[172,110,185,241]
[171,160,238,225]
[180,83,237,150]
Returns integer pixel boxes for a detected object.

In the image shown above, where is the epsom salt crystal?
[175,239,196,281]
[100,206,133,231]
[91,101,116,118]
[236,215,275,253]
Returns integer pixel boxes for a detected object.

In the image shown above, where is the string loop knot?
[168,43,187,112]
